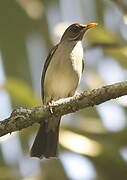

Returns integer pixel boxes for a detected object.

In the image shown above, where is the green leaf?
[105,46,127,68]
[86,27,120,45]
[2,77,40,108]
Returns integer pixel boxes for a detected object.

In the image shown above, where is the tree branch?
[111,0,127,14]
[0,81,127,137]
[88,42,127,49]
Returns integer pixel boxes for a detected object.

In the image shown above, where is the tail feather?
[30,119,60,159]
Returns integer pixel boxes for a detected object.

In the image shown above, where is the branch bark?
[0,81,127,137]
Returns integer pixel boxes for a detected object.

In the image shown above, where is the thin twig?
[111,0,127,14]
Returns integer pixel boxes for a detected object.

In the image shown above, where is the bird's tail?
[30,118,60,159]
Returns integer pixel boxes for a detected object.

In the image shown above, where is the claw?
[48,101,57,114]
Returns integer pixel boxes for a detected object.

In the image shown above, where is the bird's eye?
[61,23,84,41]
[70,25,82,34]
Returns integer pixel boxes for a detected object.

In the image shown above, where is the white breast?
[44,40,84,104]
[70,41,83,79]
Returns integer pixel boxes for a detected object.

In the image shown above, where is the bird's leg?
[48,101,53,114]
[48,100,59,114]
[47,100,60,131]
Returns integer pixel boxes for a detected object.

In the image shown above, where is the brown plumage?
[30,23,97,159]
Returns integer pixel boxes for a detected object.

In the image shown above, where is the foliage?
[0,0,127,180]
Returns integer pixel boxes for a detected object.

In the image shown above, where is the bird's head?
[61,23,97,42]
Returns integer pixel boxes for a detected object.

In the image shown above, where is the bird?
[30,22,97,159]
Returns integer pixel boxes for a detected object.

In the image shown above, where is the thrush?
[30,22,97,159]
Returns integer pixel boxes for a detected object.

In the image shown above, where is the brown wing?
[41,44,58,102]
[82,59,84,73]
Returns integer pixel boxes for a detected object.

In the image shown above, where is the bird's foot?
[48,101,58,114]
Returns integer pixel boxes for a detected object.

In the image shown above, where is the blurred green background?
[0,0,127,180]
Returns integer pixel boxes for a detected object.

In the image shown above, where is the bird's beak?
[86,23,98,30]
